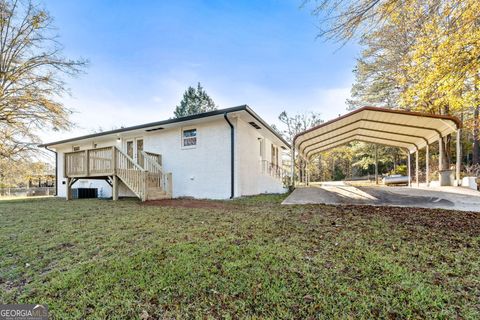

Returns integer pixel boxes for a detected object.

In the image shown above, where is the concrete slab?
[282,181,480,212]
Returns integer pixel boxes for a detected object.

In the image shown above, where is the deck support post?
[113,175,119,201]
[426,144,430,187]
[407,152,411,187]
[456,128,461,186]
[166,172,173,196]
[66,177,72,200]
[415,149,419,187]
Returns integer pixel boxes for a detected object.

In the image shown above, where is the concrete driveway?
[282,181,480,212]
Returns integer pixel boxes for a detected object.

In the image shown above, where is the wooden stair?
[141,151,172,200]
[64,146,172,201]
[114,147,148,200]
[115,148,173,201]
[146,187,169,200]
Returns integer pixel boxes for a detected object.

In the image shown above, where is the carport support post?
[374,144,378,185]
[407,152,411,187]
[291,147,295,188]
[456,128,461,186]
[306,161,310,186]
[426,144,430,187]
[438,136,444,171]
[415,149,419,187]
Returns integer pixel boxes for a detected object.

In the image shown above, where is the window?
[271,145,278,166]
[136,139,144,167]
[259,138,264,159]
[73,146,80,151]
[182,128,197,147]
[126,140,134,158]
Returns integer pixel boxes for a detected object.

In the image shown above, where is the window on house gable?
[182,128,197,147]
[73,146,80,151]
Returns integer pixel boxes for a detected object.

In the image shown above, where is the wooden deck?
[64,146,172,201]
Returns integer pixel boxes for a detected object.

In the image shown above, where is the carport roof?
[294,107,461,158]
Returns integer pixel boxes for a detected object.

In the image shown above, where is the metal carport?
[292,107,462,187]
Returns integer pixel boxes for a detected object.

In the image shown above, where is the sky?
[41,0,359,143]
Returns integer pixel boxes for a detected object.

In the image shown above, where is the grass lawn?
[0,195,479,319]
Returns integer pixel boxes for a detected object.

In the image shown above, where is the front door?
[125,138,144,166]
[136,138,144,167]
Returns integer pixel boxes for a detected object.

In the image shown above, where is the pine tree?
[173,83,218,118]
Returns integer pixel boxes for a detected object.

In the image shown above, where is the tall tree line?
[310,0,480,166]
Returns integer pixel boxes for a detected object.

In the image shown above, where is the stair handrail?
[114,146,145,172]
[140,150,163,173]
[141,150,173,197]
[114,146,147,201]
[143,151,162,166]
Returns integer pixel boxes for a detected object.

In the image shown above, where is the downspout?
[224,113,234,199]
[44,146,58,196]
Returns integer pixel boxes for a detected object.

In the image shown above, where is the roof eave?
[38,105,291,149]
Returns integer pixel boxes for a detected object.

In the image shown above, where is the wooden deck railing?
[141,151,172,196]
[90,147,115,175]
[65,147,115,177]
[64,150,89,177]
[260,160,289,180]
[64,147,172,201]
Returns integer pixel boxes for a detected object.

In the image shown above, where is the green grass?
[0,196,479,319]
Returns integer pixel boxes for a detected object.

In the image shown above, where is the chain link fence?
[0,187,55,197]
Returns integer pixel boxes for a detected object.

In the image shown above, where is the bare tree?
[305,0,445,43]
[0,0,87,160]
[277,110,323,182]
[277,110,323,144]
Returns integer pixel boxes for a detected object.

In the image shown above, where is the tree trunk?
[317,155,322,182]
[441,106,452,169]
[473,105,479,165]
[331,158,335,181]
[440,136,451,170]
[299,158,304,183]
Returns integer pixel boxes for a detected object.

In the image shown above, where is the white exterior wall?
[143,118,231,199]
[236,118,287,196]
[54,116,286,199]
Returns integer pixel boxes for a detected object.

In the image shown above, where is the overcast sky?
[41,0,359,143]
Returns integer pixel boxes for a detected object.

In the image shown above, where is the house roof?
[39,105,290,148]
[294,106,461,158]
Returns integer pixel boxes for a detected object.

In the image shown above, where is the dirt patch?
[143,198,233,209]
[338,204,480,236]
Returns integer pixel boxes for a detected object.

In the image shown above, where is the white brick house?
[39,105,290,200]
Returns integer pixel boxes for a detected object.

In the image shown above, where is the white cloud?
[209,81,352,125]
[37,74,353,144]
[37,70,201,143]
[311,87,352,120]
